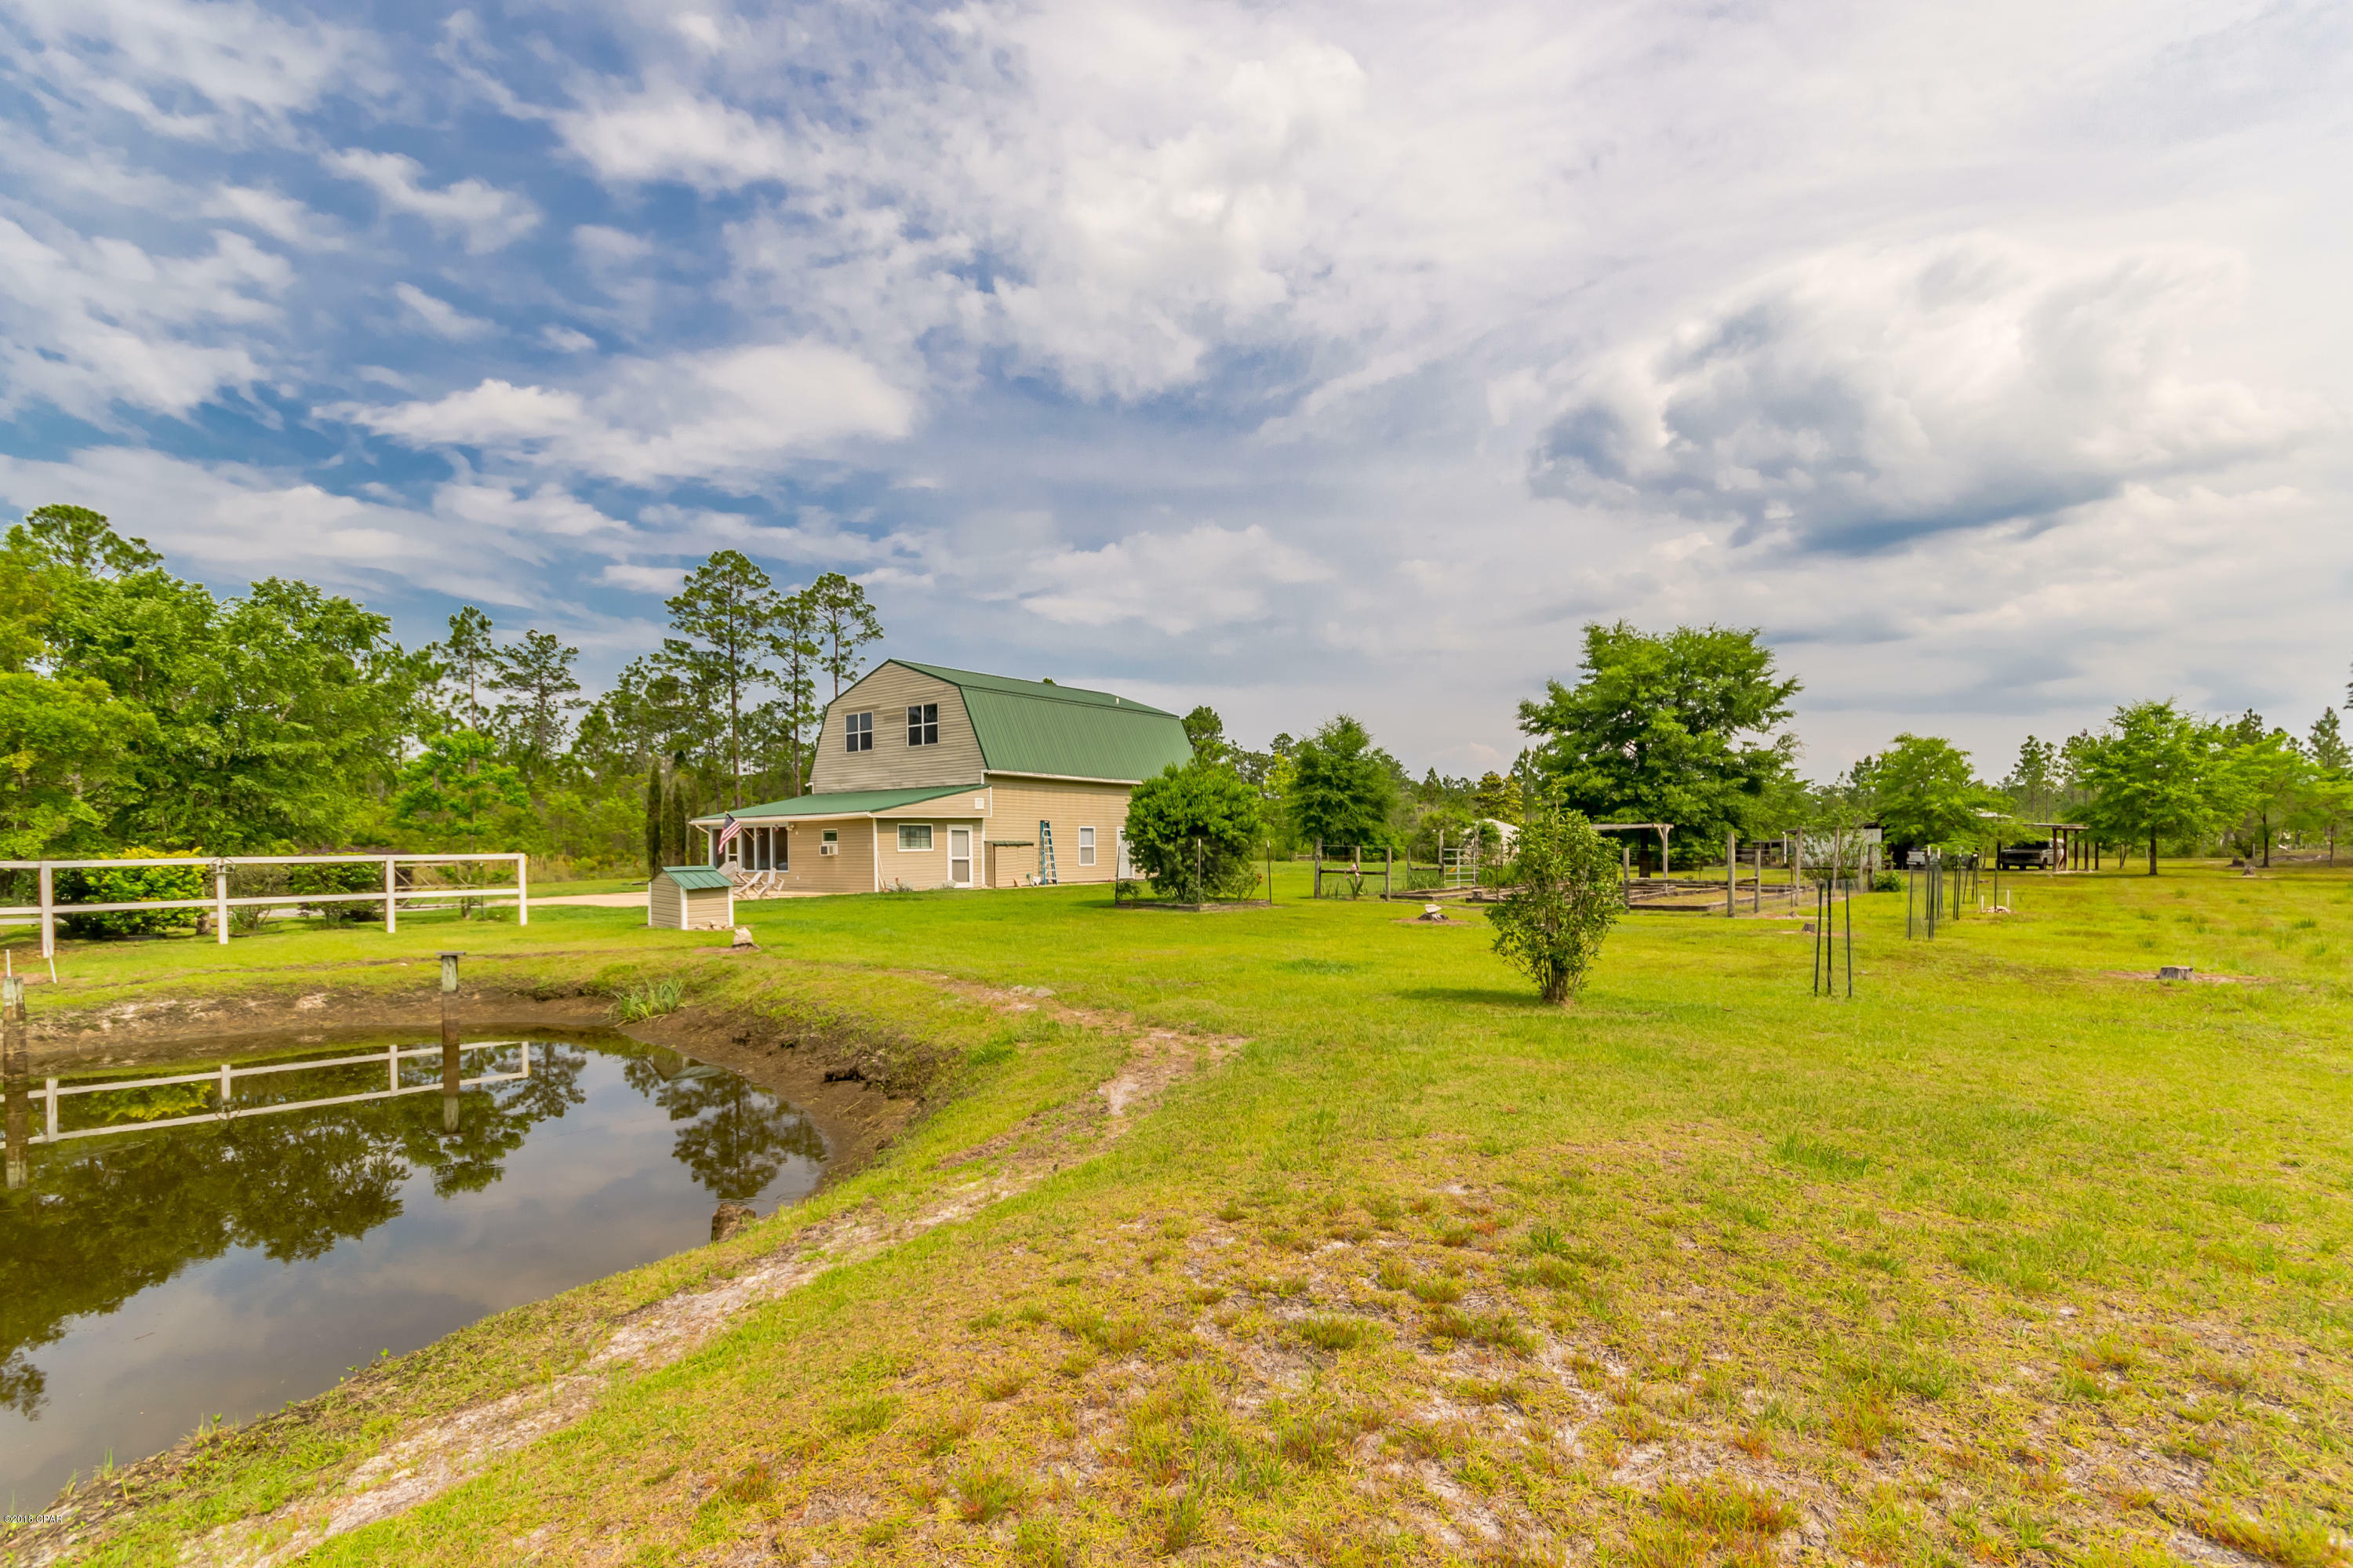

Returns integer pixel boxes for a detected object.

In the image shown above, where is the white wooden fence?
[5,1039,533,1148]
[0,853,528,959]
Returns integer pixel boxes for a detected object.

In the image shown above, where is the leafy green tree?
[1472,771,1523,824]
[489,629,584,781]
[1487,803,1624,1004]
[1125,760,1266,902]
[2310,708,2350,775]
[660,552,780,809]
[1874,735,2003,849]
[2074,700,2237,874]
[1182,705,1228,764]
[2001,736,2060,823]
[1518,621,1798,866]
[807,571,884,698]
[20,504,161,577]
[432,606,498,729]
[395,729,526,853]
[1285,715,1398,851]
[766,587,823,795]
[0,671,150,857]
[2226,726,2308,868]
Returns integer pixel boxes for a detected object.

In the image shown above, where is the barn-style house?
[687,662,1191,894]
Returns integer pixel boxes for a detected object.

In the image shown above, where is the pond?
[0,1028,827,1508]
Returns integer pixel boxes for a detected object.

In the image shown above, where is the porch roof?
[689,783,983,826]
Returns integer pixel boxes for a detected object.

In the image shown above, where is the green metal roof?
[693,784,980,824]
[887,660,1192,781]
[659,866,736,890]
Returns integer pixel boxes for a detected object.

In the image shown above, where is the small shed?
[649,865,735,930]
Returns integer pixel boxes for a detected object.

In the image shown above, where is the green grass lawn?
[9,863,2351,1566]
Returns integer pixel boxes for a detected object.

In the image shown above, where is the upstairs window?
[844,711,873,752]
[906,703,939,747]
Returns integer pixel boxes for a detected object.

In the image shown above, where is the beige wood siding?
[684,886,733,930]
[810,665,984,792]
[868,817,984,889]
[981,777,1133,886]
[740,819,878,895]
[650,878,685,928]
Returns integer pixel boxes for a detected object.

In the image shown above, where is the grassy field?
[6,863,2351,1567]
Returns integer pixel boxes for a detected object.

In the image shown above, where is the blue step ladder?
[1038,820,1059,884]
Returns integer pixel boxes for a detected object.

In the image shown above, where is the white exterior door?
[948,828,973,887]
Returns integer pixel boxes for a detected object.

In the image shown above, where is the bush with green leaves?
[60,849,202,938]
[1486,805,1623,1004]
[1125,760,1264,903]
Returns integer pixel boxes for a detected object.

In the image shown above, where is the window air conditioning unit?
[820,843,838,856]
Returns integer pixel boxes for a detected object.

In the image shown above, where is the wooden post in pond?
[4,974,27,1189]
[438,950,463,1132]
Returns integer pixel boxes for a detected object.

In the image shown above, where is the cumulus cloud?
[326,149,539,252]
[1019,523,1332,634]
[1529,239,2314,552]
[337,342,915,486]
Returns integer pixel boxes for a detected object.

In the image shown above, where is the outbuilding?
[649,864,736,930]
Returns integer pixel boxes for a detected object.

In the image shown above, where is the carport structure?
[1995,822,2094,872]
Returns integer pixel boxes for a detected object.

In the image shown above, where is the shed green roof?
[692,784,979,824]
[658,866,736,890]
[887,660,1192,781]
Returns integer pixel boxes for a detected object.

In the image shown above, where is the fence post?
[38,863,53,961]
[385,857,398,935]
[219,1060,232,1109]
[1726,831,1735,917]
[215,860,230,945]
[4,975,26,1188]
[45,1076,59,1141]
[516,853,529,926]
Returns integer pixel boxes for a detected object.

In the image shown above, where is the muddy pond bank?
[15,980,932,1182]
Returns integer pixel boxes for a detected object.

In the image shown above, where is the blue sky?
[2,0,2348,779]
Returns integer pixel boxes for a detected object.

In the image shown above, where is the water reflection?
[0,1031,824,1505]
[624,1051,827,1202]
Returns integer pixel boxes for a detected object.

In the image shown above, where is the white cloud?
[0,217,288,417]
[4,0,369,140]
[598,562,688,594]
[339,342,915,485]
[541,324,598,353]
[202,184,340,248]
[556,88,796,191]
[1019,523,1332,633]
[1529,238,2318,551]
[395,282,494,340]
[325,149,540,253]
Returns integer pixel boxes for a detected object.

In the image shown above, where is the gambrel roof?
[884,661,1191,782]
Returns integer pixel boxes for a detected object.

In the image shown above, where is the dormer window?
[844,711,873,751]
[907,703,939,746]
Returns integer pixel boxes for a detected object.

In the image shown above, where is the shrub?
[1486,804,1623,1003]
[1125,759,1265,902]
[60,849,204,938]
[613,977,686,1021]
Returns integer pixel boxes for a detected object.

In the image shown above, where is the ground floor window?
[1078,825,1096,866]
[897,824,934,851]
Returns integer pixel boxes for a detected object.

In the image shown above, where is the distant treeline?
[4,506,2341,877]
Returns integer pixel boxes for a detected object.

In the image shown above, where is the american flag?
[714,813,744,854]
